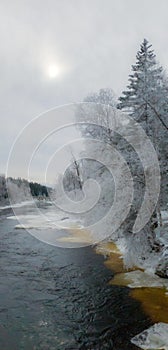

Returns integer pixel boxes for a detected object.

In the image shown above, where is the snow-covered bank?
[112,226,168,280]
[53,186,168,277]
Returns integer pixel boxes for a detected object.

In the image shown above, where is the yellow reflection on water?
[96,241,168,324]
[130,288,168,323]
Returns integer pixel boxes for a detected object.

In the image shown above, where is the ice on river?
[0,200,35,210]
[7,207,83,231]
[111,270,168,291]
[131,322,168,349]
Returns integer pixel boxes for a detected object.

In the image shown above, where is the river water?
[0,204,151,350]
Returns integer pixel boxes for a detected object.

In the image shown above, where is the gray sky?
[1,0,168,181]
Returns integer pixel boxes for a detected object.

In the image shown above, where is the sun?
[47,64,61,79]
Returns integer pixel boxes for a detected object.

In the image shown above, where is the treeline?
[29,182,48,197]
[0,175,49,204]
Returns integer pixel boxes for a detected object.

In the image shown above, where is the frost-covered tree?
[118,39,167,132]
[84,88,116,106]
[118,38,168,211]
[77,88,116,143]
[7,178,31,204]
[74,89,117,194]
[74,55,167,267]
[63,165,82,192]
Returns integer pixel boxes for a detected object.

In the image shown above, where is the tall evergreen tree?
[118,38,168,223]
[118,38,168,136]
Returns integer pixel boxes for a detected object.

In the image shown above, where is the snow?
[131,323,168,350]
[161,210,168,224]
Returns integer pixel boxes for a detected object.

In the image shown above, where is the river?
[0,203,152,349]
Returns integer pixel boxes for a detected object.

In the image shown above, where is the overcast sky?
[1,0,168,181]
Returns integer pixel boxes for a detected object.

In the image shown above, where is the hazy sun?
[47,64,61,79]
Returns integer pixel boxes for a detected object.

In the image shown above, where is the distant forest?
[0,175,49,204]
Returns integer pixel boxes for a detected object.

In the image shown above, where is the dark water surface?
[0,207,151,349]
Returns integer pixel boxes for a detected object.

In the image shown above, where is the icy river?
[0,202,162,349]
